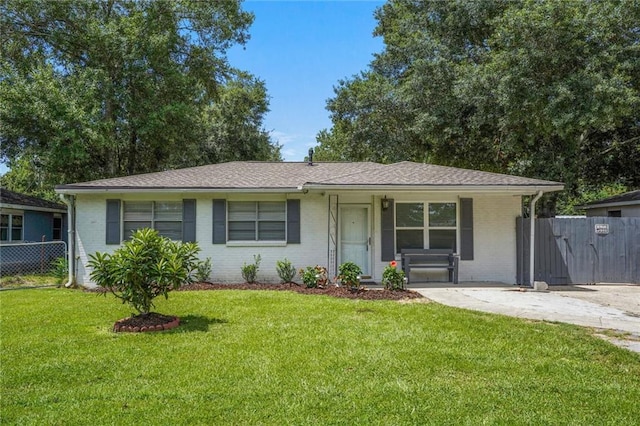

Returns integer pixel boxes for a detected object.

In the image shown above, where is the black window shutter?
[182,199,196,243]
[212,199,226,244]
[106,199,121,244]
[460,198,474,260]
[287,199,301,244]
[381,198,395,261]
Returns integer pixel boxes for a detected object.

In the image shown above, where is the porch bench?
[401,249,459,284]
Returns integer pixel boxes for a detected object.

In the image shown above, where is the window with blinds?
[228,201,286,241]
[123,201,182,240]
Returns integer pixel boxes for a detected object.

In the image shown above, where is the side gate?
[517,217,640,285]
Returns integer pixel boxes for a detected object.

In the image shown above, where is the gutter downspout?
[529,190,544,286]
[61,194,77,288]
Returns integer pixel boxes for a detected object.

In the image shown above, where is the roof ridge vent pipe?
[529,190,543,287]
[308,148,314,166]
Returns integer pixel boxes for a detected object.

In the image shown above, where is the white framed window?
[123,201,182,240]
[396,203,424,253]
[395,202,457,253]
[428,202,457,250]
[1,213,24,242]
[228,201,286,241]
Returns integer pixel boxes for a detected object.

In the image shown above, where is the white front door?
[339,205,370,275]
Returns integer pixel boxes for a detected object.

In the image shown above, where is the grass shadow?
[549,285,598,292]
[178,315,227,332]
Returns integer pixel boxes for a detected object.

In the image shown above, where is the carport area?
[415,283,640,353]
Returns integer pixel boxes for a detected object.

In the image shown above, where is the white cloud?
[270,130,320,161]
[281,148,299,161]
[270,131,297,145]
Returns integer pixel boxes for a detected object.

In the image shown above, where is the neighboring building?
[55,161,563,286]
[0,188,67,243]
[580,190,640,217]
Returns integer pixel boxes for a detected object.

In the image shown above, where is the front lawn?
[2,288,639,424]
[0,273,59,289]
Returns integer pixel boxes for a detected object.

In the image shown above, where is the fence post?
[40,235,46,273]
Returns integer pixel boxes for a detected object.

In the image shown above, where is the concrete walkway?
[414,283,640,353]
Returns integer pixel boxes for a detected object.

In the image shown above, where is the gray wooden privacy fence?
[516,217,640,285]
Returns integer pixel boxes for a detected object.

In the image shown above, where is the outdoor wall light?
[382,196,390,210]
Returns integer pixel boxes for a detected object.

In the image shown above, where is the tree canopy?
[316,0,640,213]
[1,0,280,199]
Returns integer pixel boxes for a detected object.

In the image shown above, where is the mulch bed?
[113,312,179,333]
[178,282,424,301]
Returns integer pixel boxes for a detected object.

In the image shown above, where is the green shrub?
[381,260,406,290]
[337,262,362,290]
[50,256,68,286]
[299,265,328,288]
[276,258,296,283]
[87,228,200,314]
[194,257,212,282]
[241,254,261,283]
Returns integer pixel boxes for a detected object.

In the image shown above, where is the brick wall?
[457,194,521,283]
[74,193,329,286]
[370,192,521,284]
[74,191,522,286]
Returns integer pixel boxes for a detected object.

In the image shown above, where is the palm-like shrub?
[87,228,200,315]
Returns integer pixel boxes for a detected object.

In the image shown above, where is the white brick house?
[55,161,563,287]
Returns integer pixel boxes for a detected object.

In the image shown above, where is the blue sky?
[228,0,385,161]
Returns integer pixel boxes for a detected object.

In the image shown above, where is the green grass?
[2,289,639,425]
[0,273,59,289]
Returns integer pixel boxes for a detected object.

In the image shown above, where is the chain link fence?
[0,241,67,277]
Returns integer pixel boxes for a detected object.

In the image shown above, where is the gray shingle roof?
[0,188,67,211]
[55,161,563,192]
[582,190,640,208]
[308,161,561,187]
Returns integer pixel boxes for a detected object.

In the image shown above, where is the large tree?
[1,0,280,197]
[316,0,640,212]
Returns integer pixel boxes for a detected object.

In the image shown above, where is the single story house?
[55,160,563,287]
[579,190,640,217]
[0,188,67,243]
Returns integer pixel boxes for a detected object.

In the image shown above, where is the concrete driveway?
[415,283,640,353]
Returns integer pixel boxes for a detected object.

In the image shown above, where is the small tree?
[87,228,200,315]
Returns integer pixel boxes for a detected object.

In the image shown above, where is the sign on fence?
[595,224,610,235]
